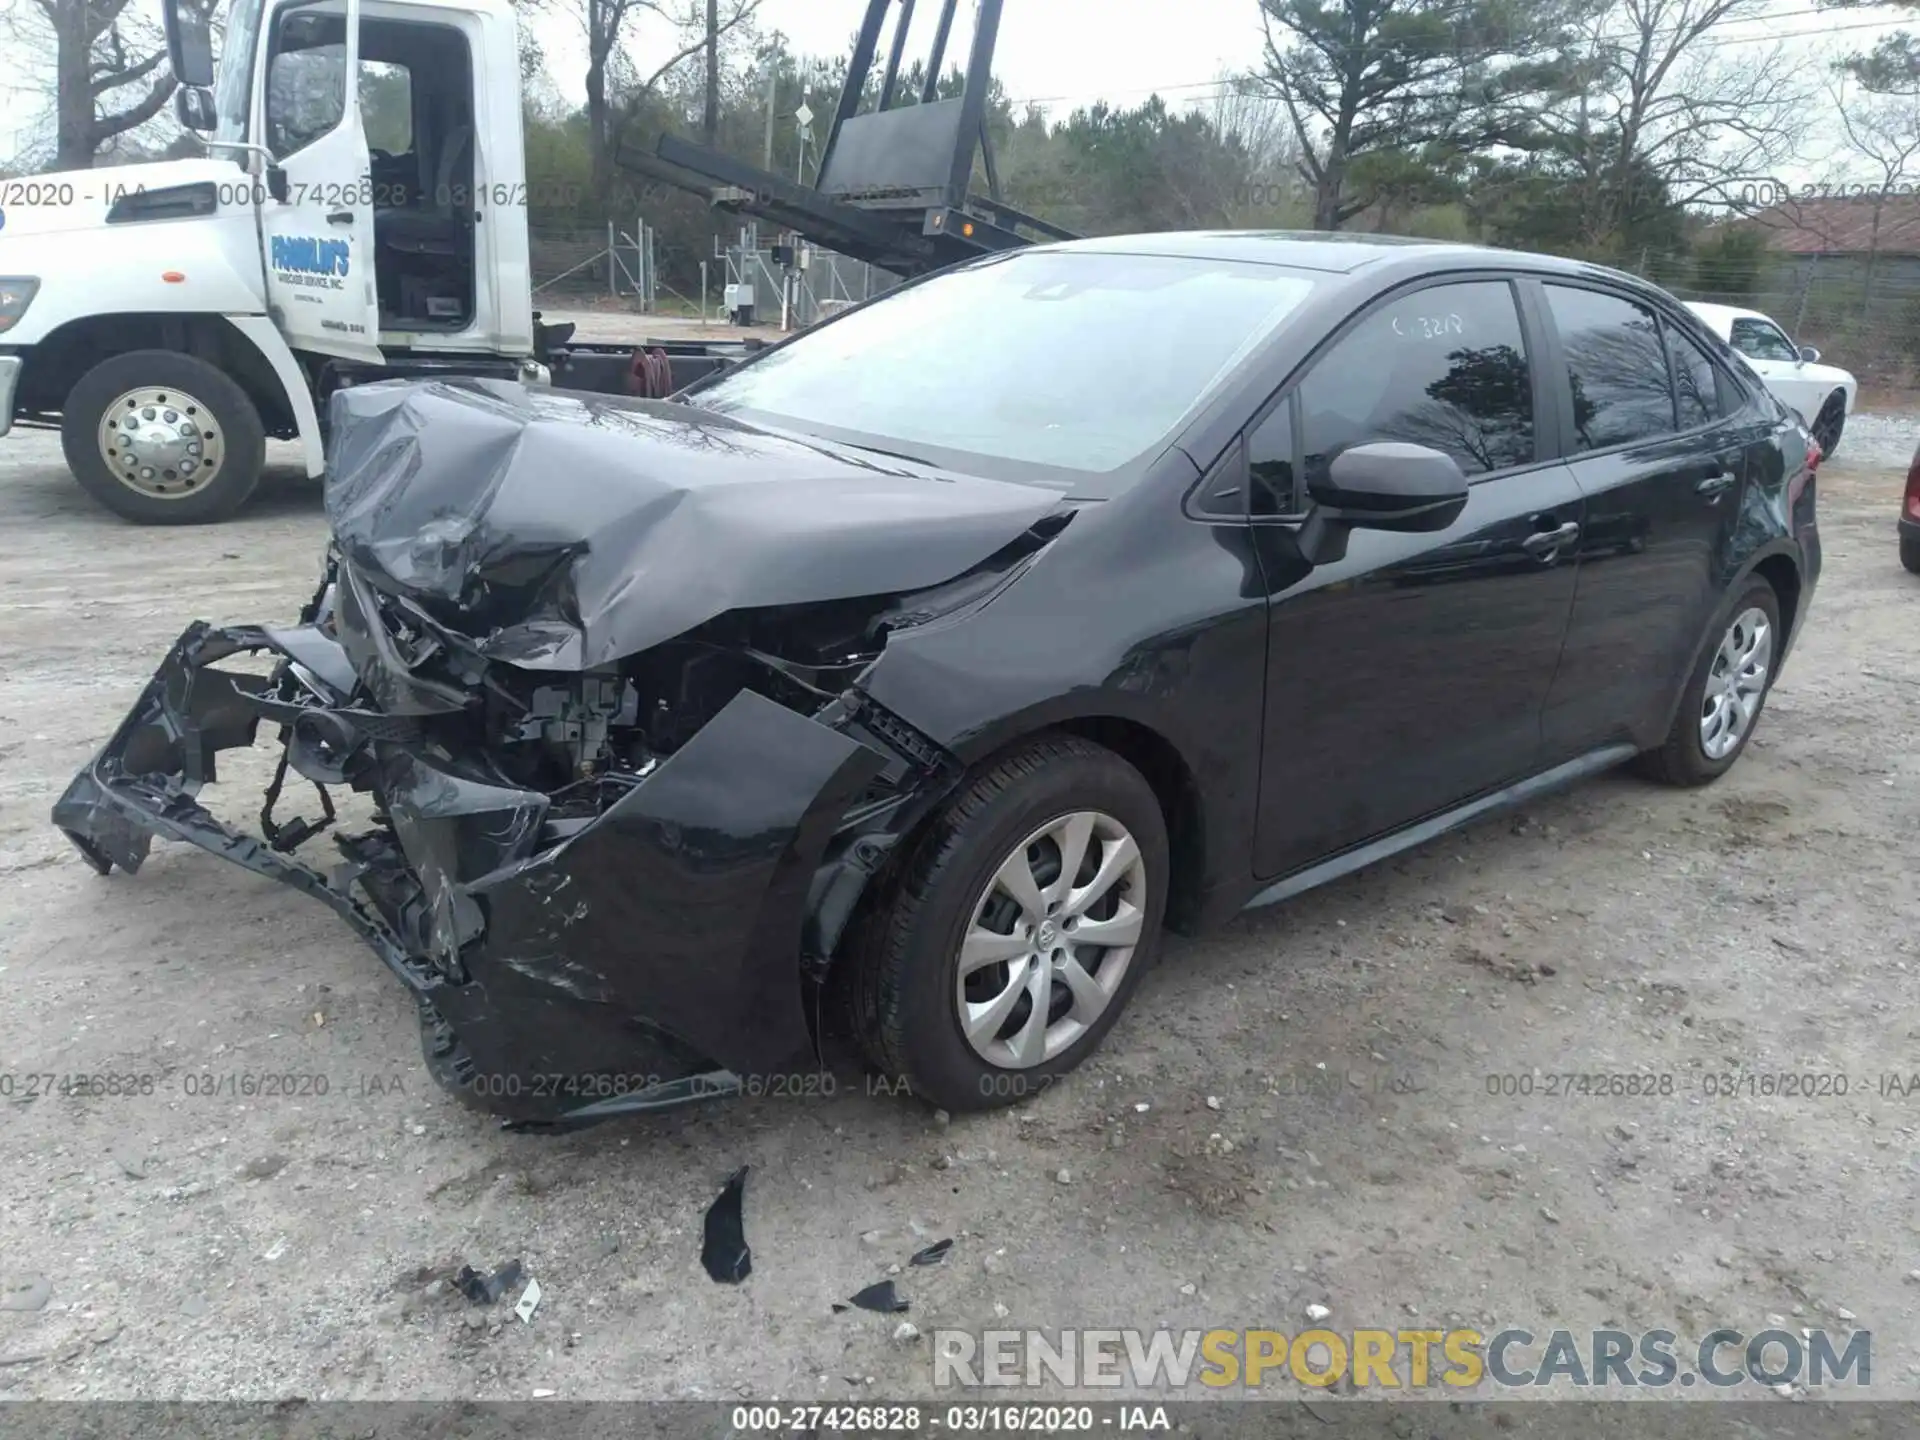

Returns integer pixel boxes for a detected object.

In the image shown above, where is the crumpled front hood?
[324,379,1065,669]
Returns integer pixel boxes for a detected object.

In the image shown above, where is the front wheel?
[61,350,265,524]
[844,734,1169,1113]
[1634,580,1782,787]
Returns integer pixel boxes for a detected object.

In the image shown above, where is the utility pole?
[763,51,779,170]
[703,0,720,145]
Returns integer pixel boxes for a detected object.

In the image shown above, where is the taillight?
[1905,451,1920,520]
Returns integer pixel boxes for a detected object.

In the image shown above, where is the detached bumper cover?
[54,622,883,1123]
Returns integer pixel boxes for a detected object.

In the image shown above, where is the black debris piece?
[909,1239,953,1267]
[701,1166,753,1284]
[454,1259,525,1306]
[839,1280,910,1314]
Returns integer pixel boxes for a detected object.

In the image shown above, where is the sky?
[744,0,1267,116]
[3,0,1917,173]
[542,0,1270,125]
[546,0,1915,127]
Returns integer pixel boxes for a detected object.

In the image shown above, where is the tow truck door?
[255,0,383,362]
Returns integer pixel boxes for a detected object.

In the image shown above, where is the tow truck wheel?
[62,350,265,524]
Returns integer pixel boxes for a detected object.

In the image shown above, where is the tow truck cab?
[0,0,739,524]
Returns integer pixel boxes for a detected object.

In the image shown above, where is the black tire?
[844,734,1170,1113]
[61,349,265,524]
[1634,580,1782,787]
[1810,391,1845,459]
[1903,530,1920,576]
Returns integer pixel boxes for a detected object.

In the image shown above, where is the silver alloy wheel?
[1700,606,1772,760]
[97,387,224,499]
[954,809,1148,1069]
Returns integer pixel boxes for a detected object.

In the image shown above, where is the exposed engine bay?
[293,514,1055,840]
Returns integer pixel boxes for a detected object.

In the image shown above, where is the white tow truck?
[0,0,1062,523]
[0,0,768,523]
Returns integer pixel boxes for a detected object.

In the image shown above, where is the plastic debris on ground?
[455,1259,525,1306]
[909,1239,953,1267]
[514,1275,544,1323]
[835,1280,910,1314]
[701,1165,753,1284]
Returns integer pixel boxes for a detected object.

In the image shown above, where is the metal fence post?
[1793,253,1817,338]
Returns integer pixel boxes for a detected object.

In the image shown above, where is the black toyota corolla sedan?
[56,233,1821,1124]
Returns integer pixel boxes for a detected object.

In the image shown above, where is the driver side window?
[1297,280,1535,485]
[1729,318,1798,364]
[265,10,346,159]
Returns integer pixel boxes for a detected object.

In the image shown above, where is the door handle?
[1696,471,1737,497]
[326,209,355,225]
[1523,521,1580,558]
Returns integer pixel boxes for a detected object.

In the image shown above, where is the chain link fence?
[1633,252,1920,401]
[530,225,896,326]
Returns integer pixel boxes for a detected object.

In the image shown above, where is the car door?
[1249,276,1586,880]
[255,0,383,363]
[1728,315,1817,421]
[1537,283,1764,757]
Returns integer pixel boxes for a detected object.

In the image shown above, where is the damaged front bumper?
[53,620,890,1125]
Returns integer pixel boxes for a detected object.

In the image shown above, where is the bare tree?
[703,0,719,144]
[544,0,757,200]
[25,0,190,170]
[1557,0,1811,240]
[1820,78,1920,302]
[1199,80,1311,225]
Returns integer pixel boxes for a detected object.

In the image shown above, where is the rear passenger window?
[1543,286,1674,451]
[1664,324,1722,429]
[1297,280,1534,483]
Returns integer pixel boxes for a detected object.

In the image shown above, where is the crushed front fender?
[53,622,886,1125]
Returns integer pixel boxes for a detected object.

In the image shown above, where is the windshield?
[693,250,1319,493]
[214,0,266,143]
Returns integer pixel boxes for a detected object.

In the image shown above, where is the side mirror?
[266,165,289,203]
[1798,345,1821,364]
[174,85,215,133]
[1298,442,1469,566]
[162,0,215,89]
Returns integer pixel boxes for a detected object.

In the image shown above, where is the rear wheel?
[845,734,1169,1113]
[1810,391,1846,459]
[61,350,265,524]
[1634,580,1781,787]
[1902,530,1920,575]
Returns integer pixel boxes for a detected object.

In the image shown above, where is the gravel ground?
[1830,407,1917,471]
[0,427,1917,1408]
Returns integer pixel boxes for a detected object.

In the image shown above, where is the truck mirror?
[163,0,215,89]
[267,166,289,203]
[175,85,216,133]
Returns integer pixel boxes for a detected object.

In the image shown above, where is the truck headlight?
[0,278,40,333]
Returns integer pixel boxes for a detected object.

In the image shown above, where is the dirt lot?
[0,424,1916,1407]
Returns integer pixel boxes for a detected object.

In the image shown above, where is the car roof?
[1685,300,1780,329]
[1029,229,1649,283]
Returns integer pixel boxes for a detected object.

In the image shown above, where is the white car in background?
[1687,302,1857,457]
